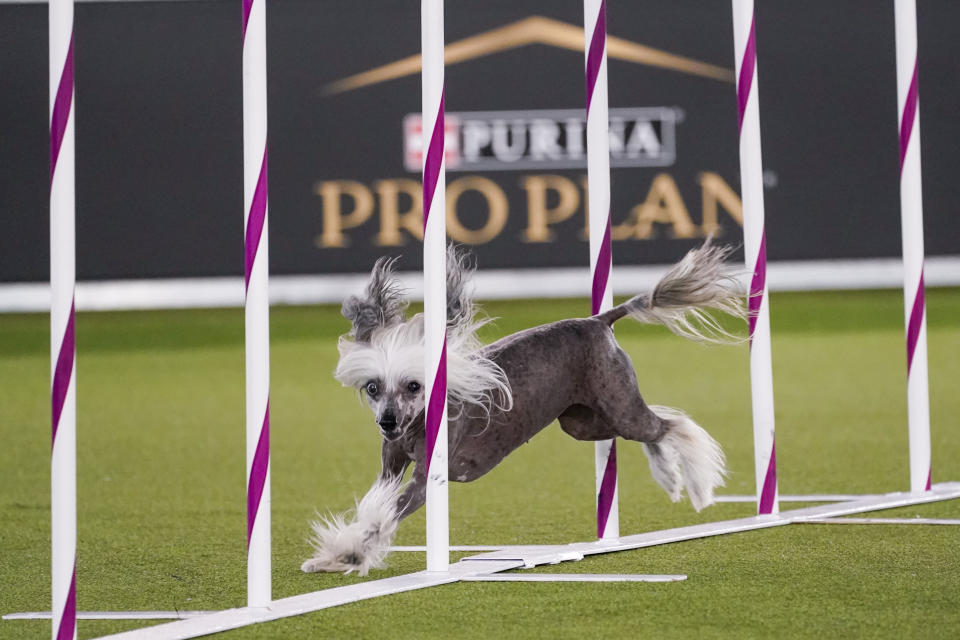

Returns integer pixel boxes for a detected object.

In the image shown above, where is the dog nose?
[379,414,397,431]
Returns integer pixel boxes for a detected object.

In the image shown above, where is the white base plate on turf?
[714,493,881,503]
[799,517,960,525]
[462,573,687,583]
[2,612,216,621]
[6,483,957,639]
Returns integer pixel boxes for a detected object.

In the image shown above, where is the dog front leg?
[301,447,410,576]
[395,469,426,520]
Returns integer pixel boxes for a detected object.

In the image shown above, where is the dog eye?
[407,381,421,393]
[365,381,379,396]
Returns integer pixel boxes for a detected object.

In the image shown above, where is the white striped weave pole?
[50,1,77,638]
[242,0,271,606]
[422,0,450,572]
[584,0,619,540]
[894,0,931,493]
[731,0,778,515]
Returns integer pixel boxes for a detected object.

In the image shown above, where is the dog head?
[336,314,427,442]
[335,247,513,442]
[335,256,419,441]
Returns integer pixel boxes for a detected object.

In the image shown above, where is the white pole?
[731,0,778,515]
[421,0,450,572]
[584,0,619,540]
[49,1,77,638]
[893,0,931,493]
[242,0,271,606]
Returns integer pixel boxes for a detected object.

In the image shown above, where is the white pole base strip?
[3,612,219,621]
[90,560,523,640]
[894,0,932,494]
[390,545,529,552]
[798,517,960,526]
[463,482,960,566]
[33,482,958,640]
[462,574,687,583]
[715,494,883,503]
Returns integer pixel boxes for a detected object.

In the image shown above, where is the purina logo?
[403,108,678,172]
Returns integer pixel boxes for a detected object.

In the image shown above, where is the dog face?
[336,316,427,442]
[361,375,424,441]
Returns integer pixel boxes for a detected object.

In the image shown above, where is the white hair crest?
[335,312,513,418]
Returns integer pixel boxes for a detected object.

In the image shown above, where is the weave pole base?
[714,493,882,503]
[799,517,960,526]
[3,612,216,621]
[4,483,955,640]
[462,573,686,583]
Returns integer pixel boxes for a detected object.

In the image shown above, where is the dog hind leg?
[587,374,725,511]
[558,404,615,441]
[642,406,726,511]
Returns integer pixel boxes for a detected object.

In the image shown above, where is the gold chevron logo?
[323,15,734,95]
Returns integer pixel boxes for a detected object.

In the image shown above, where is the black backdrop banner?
[2,0,958,283]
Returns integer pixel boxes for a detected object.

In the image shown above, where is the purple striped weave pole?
[894,0,931,493]
[49,2,77,639]
[422,0,450,572]
[49,1,77,639]
[731,0,778,515]
[242,0,271,605]
[584,0,619,541]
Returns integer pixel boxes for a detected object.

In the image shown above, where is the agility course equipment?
[49,0,77,638]
[732,0,777,516]
[23,2,959,639]
[421,0,450,573]
[10,483,957,638]
[242,0,272,608]
[894,0,932,493]
[585,0,620,542]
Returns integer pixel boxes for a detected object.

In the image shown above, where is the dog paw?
[301,557,327,573]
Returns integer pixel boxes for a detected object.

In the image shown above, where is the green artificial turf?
[1,289,959,639]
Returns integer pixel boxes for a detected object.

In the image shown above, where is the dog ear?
[445,244,476,331]
[342,256,408,342]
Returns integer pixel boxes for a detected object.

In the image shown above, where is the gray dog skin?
[345,239,746,521]
[383,310,663,518]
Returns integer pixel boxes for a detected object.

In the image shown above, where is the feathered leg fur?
[301,477,404,576]
[641,406,727,511]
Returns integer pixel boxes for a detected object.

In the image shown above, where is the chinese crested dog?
[302,239,747,576]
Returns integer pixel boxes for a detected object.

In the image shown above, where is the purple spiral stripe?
[596,441,617,537]
[244,150,268,291]
[50,35,74,188]
[748,230,767,344]
[591,219,612,315]
[246,401,269,547]
[422,90,445,226]
[425,338,447,474]
[906,269,925,375]
[241,0,254,43]
[56,560,76,640]
[925,469,931,492]
[899,59,919,176]
[758,440,777,514]
[736,16,757,135]
[52,301,76,449]
[584,0,606,117]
